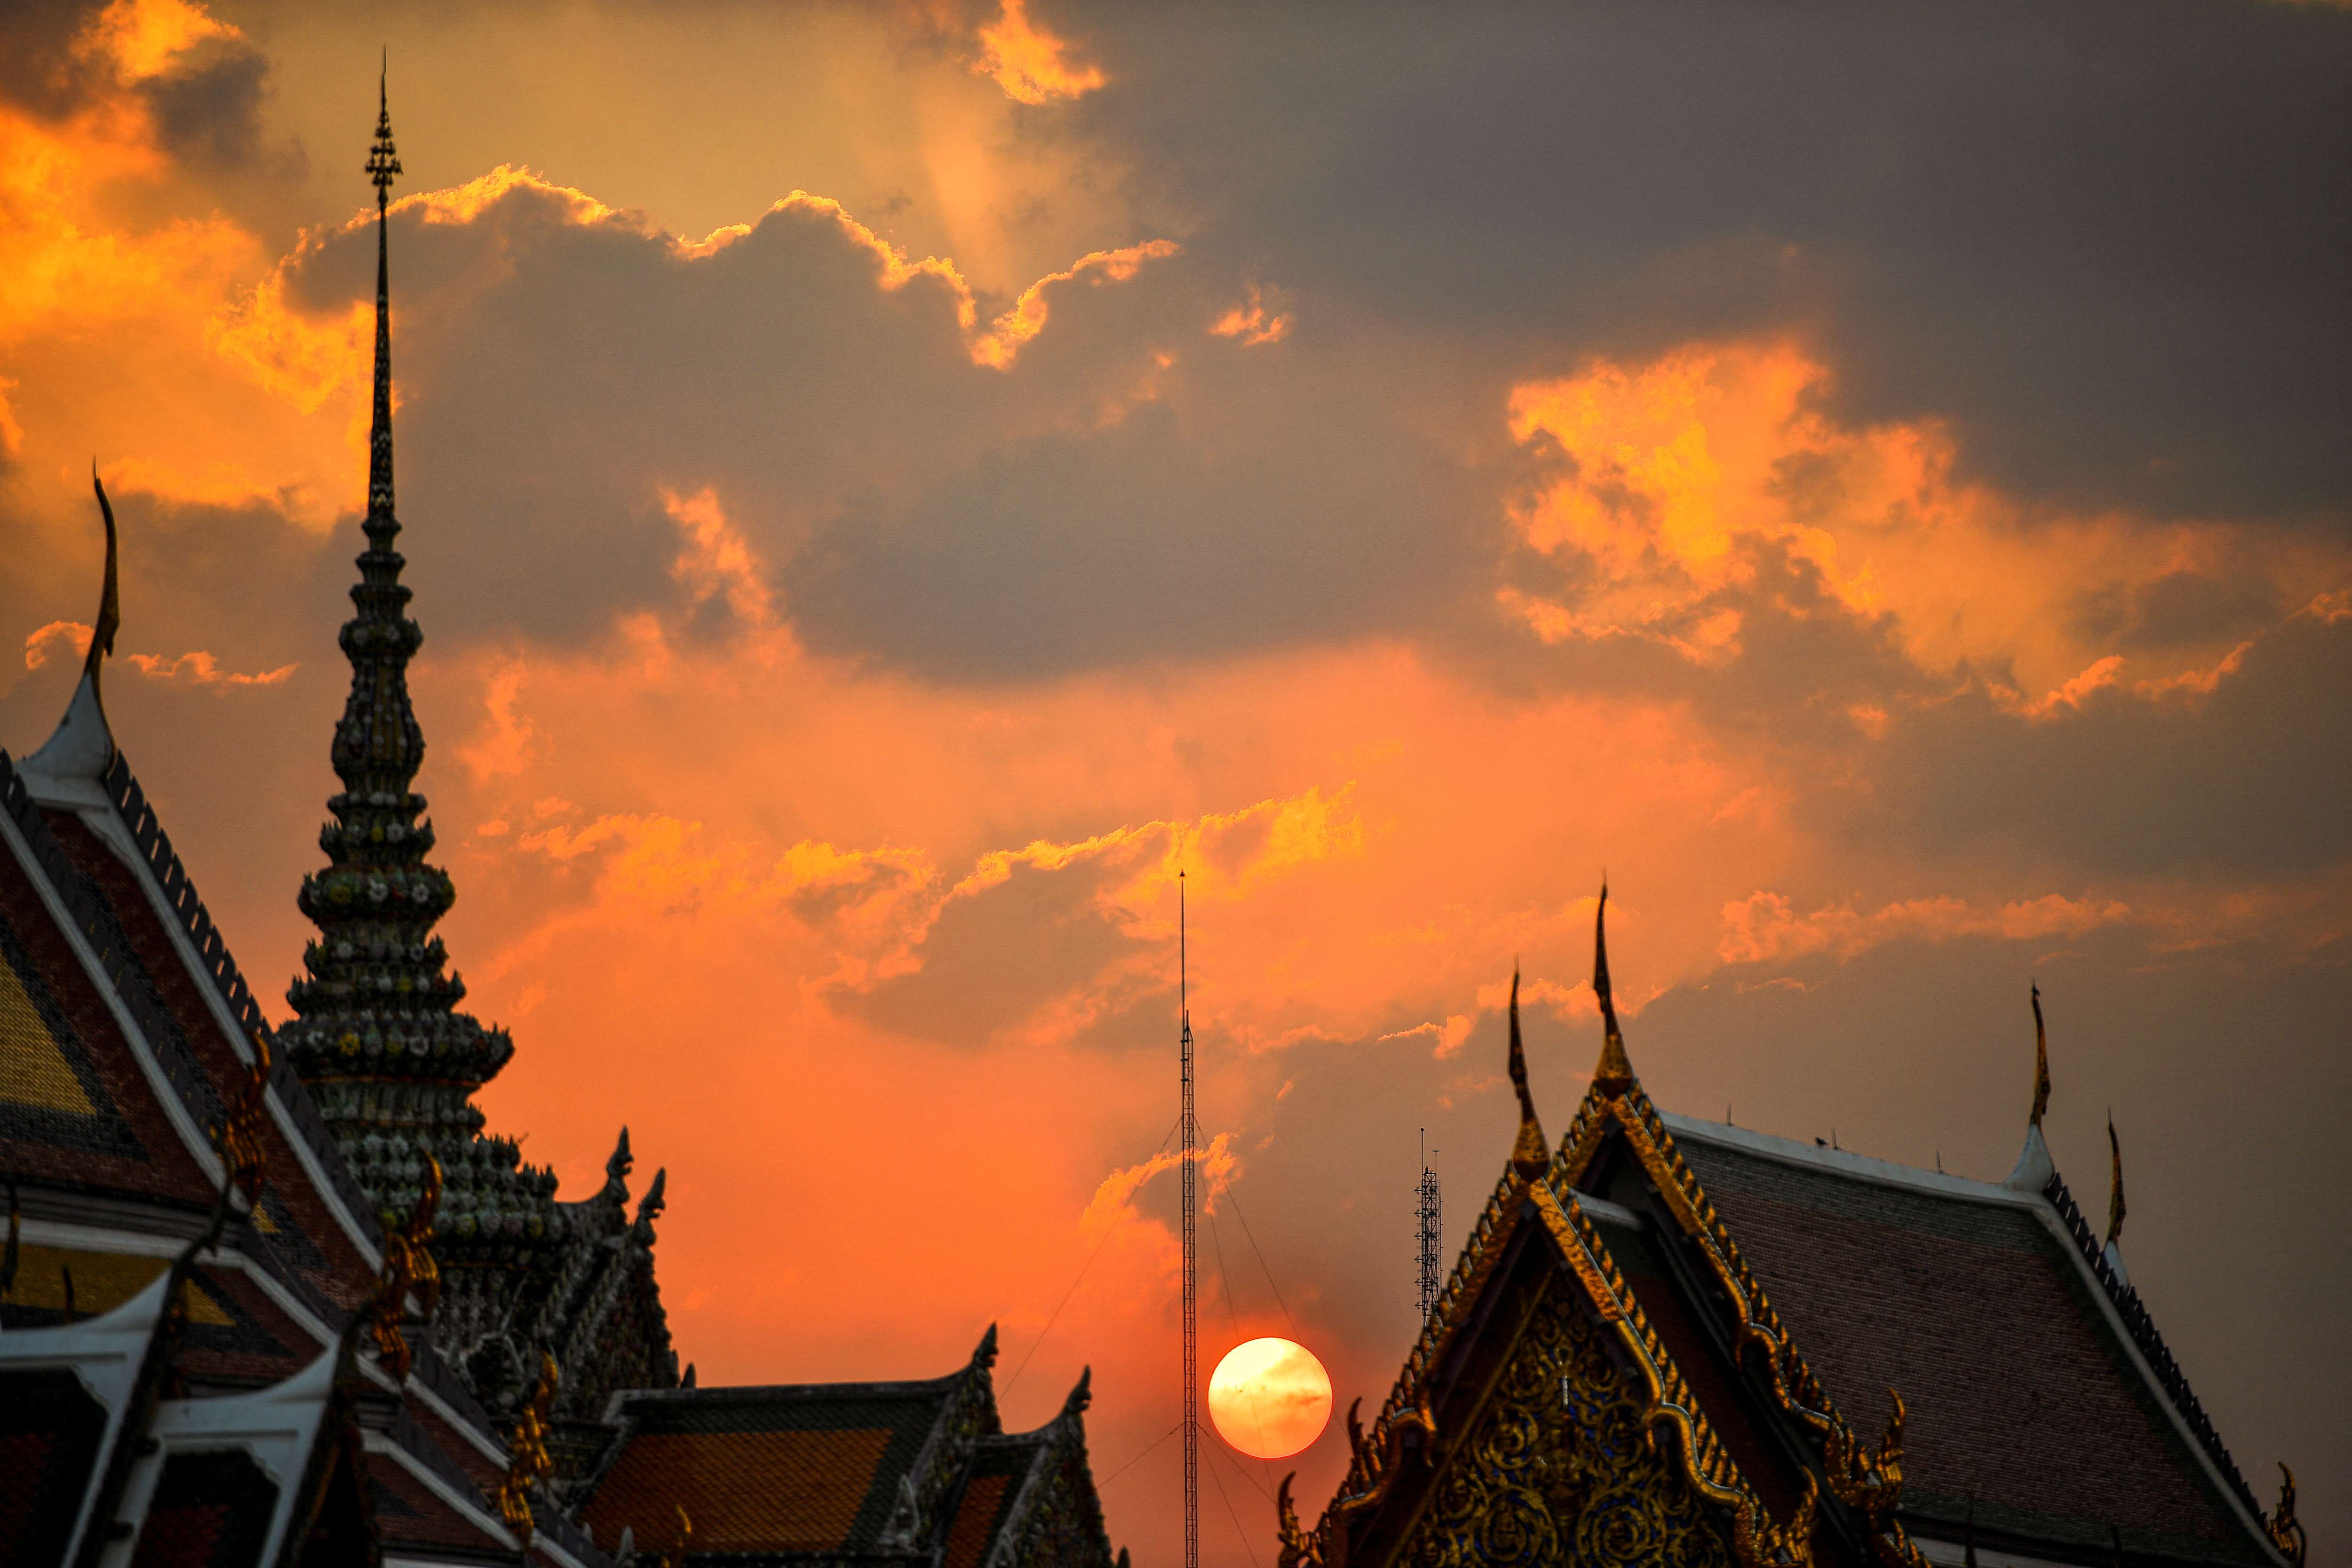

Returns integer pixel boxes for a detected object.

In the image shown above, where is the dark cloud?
[2071,566,2284,652]
[269,180,1509,677]
[0,0,107,119]
[793,387,1493,680]
[1862,603,2352,875]
[142,34,273,169]
[841,854,1140,1046]
[1065,0,2352,520]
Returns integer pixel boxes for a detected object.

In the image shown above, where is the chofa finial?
[2105,1114,2126,1248]
[1507,966,1549,1180]
[20,467,123,790]
[2266,1463,2305,1566]
[86,464,120,686]
[1592,882,1634,1093]
[2006,986,2057,1190]
[2030,982,2051,1126]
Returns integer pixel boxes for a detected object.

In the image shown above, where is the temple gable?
[1381,1229,1735,1568]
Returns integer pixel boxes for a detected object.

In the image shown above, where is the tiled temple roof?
[580,1375,970,1558]
[1297,890,2291,1568]
[1669,1122,2269,1565]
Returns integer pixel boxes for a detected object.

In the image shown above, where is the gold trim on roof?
[1553,1048,1929,1568]
[2267,1464,2306,1567]
[497,1351,558,1545]
[1297,898,1940,1568]
[1507,969,1549,1180]
[1591,884,1634,1094]
[215,1033,274,1207]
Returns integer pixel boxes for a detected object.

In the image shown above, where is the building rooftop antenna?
[1179,870,1197,1568]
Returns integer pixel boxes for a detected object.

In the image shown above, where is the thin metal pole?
[1180,871,1198,1568]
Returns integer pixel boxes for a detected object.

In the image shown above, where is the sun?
[1208,1337,1333,1459]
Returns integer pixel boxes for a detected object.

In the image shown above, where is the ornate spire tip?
[2029,982,2051,1127]
[1507,965,1549,1180]
[1592,882,1634,1093]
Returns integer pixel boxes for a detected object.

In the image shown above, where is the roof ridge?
[97,751,386,1252]
[1661,1112,2030,1206]
[2040,1168,2260,1524]
[2,748,226,1175]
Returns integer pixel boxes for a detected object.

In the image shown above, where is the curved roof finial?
[85,463,120,690]
[2006,985,2057,1190]
[1506,965,1548,1180]
[22,468,123,788]
[2030,982,2051,1126]
[2105,1113,2127,1248]
[1592,881,1635,1094]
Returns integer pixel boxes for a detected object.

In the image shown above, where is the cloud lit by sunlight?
[1503,343,2352,696]
[974,0,1108,106]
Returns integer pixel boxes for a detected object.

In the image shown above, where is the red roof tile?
[582,1427,892,1553]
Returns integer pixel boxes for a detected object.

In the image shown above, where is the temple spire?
[279,82,560,1417]
[365,55,400,525]
[1591,882,1635,1094]
[1506,967,1548,1180]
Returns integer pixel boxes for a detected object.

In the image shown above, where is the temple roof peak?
[1591,882,1635,1095]
[2103,1112,2130,1285]
[2007,983,2057,1190]
[23,469,121,795]
[2030,981,2052,1126]
[1505,967,1549,1180]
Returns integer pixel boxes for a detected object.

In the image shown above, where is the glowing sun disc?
[1208,1337,1333,1459]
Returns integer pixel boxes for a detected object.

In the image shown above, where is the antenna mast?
[1179,871,1198,1568]
[1415,1130,1443,1318]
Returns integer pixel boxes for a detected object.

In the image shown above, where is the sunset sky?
[2,1,2348,1561]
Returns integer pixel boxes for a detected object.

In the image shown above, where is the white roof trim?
[0,805,224,1188]
[99,783,383,1270]
[1912,1536,2076,1568]
[98,1350,339,1568]
[20,671,115,798]
[1659,1111,2036,1209]
[365,1426,521,1553]
[404,1368,513,1472]
[0,1266,169,1566]
[1655,1107,2286,1563]
[15,1219,334,1352]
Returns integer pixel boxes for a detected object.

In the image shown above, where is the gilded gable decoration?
[497,1351,559,1544]
[2266,1466,2304,1567]
[213,1032,272,1207]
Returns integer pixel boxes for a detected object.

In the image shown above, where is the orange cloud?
[120,650,297,687]
[1211,285,1292,347]
[1503,342,2352,696]
[661,486,779,638]
[974,0,1108,106]
[72,0,239,83]
[24,621,93,670]
[1082,1132,1240,1240]
[1717,890,2134,965]
[0,1,352,524]
[969,239,1180,369]
[730,192,1174,370]
[26,622,293,687]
